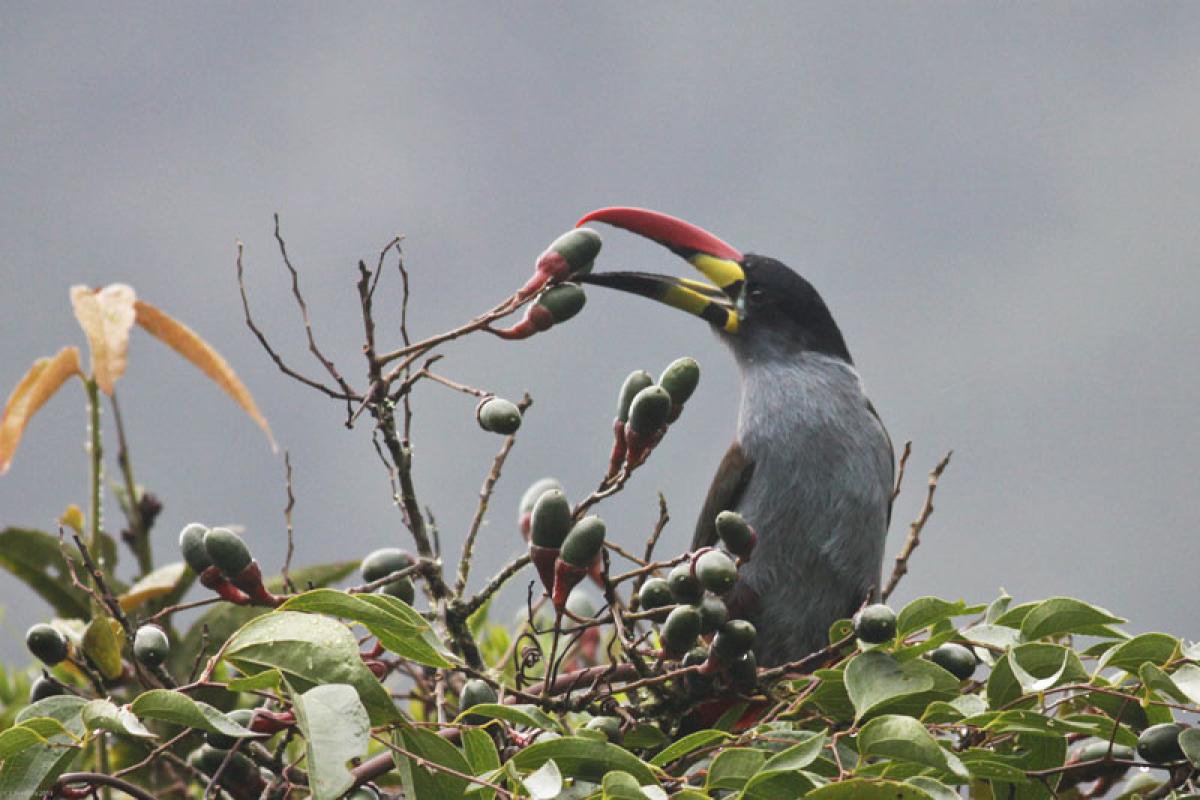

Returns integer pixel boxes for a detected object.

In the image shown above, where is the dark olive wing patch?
[691,442,756,550]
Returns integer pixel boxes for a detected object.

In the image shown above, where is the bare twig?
[110,391,152,577]
[881,451,953,601]
[891,440,913,504]
[280,450,297,593]
[54,772,159,800]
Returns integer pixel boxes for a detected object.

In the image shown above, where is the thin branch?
[881,451,952,601]
[891,440,913,504]
[110,391,152,577]
[280,450,297,593]
[54,772,159,800]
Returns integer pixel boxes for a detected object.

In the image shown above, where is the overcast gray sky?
[2,3,1198,662]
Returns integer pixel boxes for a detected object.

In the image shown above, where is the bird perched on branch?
[578,207,894,667]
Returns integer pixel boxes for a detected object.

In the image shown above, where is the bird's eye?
[746,287,767,307]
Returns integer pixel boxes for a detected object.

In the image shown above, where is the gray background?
[2,3,1197,662]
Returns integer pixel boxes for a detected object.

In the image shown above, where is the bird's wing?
[865,398,896,527]
[691,442,756,550]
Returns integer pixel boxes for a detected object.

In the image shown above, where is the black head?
[735,255,852,364]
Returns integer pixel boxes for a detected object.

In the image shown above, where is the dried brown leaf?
[70,284,137,396]
[133,299,276,450]
[0,346,83,475]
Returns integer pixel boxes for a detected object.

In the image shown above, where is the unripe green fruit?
[667,562,703,604]
[530,489,573,549]
[133,625,170,668]
[565,590,597,621]
[695,550,738,594]
[1069,741,1136,781]
[519,478,563,518]
[460,679,498,712]
[344,789,381,800]
[361,548,412,583]
[854,604,897,644]
[1137,722,1187,764]
[929,643,976,681]
[476,397,522,435]
[26,623,68,666]
[188,744,256,780]
[30,676,65,702]
[616,371,654,422]
[714,511,756,558]
[203,527,252,577]
[711,620,757,660]
[537,283,587,323]
[659,357,700,406]
[730,651,759,690]
[585,715,621,742]
[179,522,212,572]
[662,605,702,656]
[698,596,729,635]
[627,386,672,437]
[638,578,674,611]
[544,228,602,274]
[379,577,416,604]
[206,708,255,750]
[682,646,715,694]
[560,516,606,568]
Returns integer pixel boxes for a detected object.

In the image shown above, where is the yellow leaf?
[70,284,137,396]
[82,615,125,680]
[0,346,83,475]
[59,504,86,535]
[133,299,276,450]
[119,561,188,611]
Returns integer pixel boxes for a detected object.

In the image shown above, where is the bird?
[576,207,894,668]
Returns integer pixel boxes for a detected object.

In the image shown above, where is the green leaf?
[622,723,670,750]
[1099,632,1178,672]
[857,715,967,779]
[961,623,1021,652]
[118,560,188,611]
[905,776,961,800]
[957,749,1030,782]
[292,684,370,800]
[707,747,766,790]
[0,695,86,795]
[741,769,820,798]
[461,728,501,800]
[0,717,75,760]
[396,724,472,799]
[453,703,561,732]
[602,770,650,799]
[650,728,732,767]
[985,590,1013,624]
[1179,728,1200,768]
[806,778,934,799]
[896,597,983,637]
[1140,662,1190,704]
[222,611,400,725]
[0,528,92,618]
[172,560,359,674]
[1170,663,1200,704]
[227,668,284,692]
[522,759,563,799]
[761,731,826,772]
[845,651,958,721]
[129,689,256,737]
[1018,597,1124,641]
[81,698,155,739]
[986,644,1088,707]
[280,588,458,668]
[511,736,659,785]
[82,614,125,680]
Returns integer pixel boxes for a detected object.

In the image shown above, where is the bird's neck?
[734,352,866,452]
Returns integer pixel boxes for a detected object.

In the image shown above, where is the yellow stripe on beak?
[661,284,739,334]
[688,254,745,293]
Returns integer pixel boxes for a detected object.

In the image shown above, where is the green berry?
[667,562,703,604]
[714,511,756,558]
[627,385,671,437]
[179,522,212,572]
[638,578,674,612]
[537,283,587,323]
[530,489,573,549]
[206,708,255,750]
[460,679,498,715]
[544,228,602,274]
[26,623,68,666]
[30,676,65,702]
[695,550,738,594]
[729,651,759,690]
[662,605,702,657]
[565,590,597,621]
[1137,722,1187,764]
[361,548,412,582]
[1069,741,1135,781]
[658,357,700,406]
[711,620,757,661]
[560,516,606,569]
[188,744,256,779]
[343,789,381,800]
[698,596,728,635]
[929,643,976,681]
[203,527,252,577]
[133,625,170,668]
[616,371,654,422]
[378,577,416,605]
[585,715,621,742]
[519,478,563,518]
[854,604,897,644]
[476,397,522,435]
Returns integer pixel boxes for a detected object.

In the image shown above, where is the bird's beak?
[574,207,746,334]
